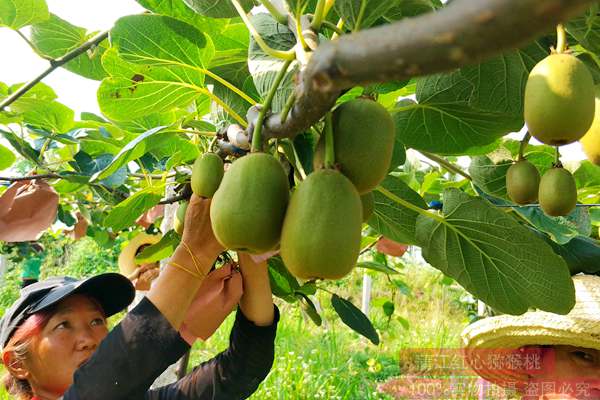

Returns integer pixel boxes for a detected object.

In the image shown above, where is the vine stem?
[419,151,472,181]
[251,59,294,152]
[311,0,327,30]
[0,174,61,182]
[231,0,296,61]
[280,92,296,123]
[324,113,335,168]
[0,30,109,112]
[257,0,288,25]
[517,131,531,161]
[323,0,336,17]
[376,186,445,223]
[354,0,368,32]
[556,24,568,53]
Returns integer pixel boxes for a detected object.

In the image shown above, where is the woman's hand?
[181,194,223,255]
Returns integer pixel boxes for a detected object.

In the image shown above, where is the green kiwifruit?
[506,160,541,205]
[538,167,578,217]
[361,192,375,222]
[174,201,188,235]
[313,98,395,194]
[210,153,289,253]
[524,53,595,145]
[191,153,224,198]
[280,169,363,280]
[581,86,600,166]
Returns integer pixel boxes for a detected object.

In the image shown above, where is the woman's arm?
[237,253,275,326]
[147,195,223,330]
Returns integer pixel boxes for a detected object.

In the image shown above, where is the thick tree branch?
[262,0,593,139]
[0,30,109,112]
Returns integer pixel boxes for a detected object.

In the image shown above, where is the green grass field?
[0,240,480,399]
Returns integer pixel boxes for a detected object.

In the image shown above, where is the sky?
[0,0,587,162]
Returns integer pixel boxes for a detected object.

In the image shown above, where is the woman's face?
[529,345,600,399]
[24,294,108,396]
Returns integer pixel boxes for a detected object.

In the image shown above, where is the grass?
[0,254,482,399]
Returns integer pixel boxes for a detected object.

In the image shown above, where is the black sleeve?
[145,304,280,400]
[62,297,191,400]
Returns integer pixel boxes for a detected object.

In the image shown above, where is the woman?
[462,274,600,399]
[1,195,279,399]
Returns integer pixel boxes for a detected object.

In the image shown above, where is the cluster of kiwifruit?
[176,98,394,281]
[507,50,599,216]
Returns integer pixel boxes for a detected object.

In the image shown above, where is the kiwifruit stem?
[311,0,327,30]
[518,132,531,161]
[251,59,294,153]
[556,24,567,53]
[231,0,296,61]
[324,112,335,168]
[257,0,288,25]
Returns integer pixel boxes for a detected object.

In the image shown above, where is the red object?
[136,205,165,228]
[0,180,59,242]
[376,237,409,257]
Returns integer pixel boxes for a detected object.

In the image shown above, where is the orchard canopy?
[2,0,600,342]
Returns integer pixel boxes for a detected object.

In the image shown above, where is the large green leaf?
[393,99,521,155]
[368,175,428,245]
[248,14,297,113]
[468,156,512,199]
[415,188,575,315]
[385,0,441,20]
[0,143,16,170]
[104,185,165,231]
[30,14,108,80]
[331,294,379,345]
[535,232,600,276]
[90,126,167,182]
[98,15,214,120]
[0,0,49,29]
[136,0,231,30]
[566,5,600,55]
[334,0,398,30]
[182,0,253,18]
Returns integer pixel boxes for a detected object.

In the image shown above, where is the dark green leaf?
[268,256,300,298]
[392,278,412,296]
[369,175,428,245]
[416,188,575,315]
[382,301,395,317]
[356,261,399,275]
[104,185,164,231]
[331,294,380,345]
[136,230,181,263]
[335,0,397,30]
[566,5,600,55]
[469,156,512,199]
[90,126,167,182]
[535,232,600,275]
[182,0,253,18]
[0,128,40,164]
[297,293,322,326]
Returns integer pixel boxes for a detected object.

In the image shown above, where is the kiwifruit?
[538,167,578,217]
[191,153,224,198]
[506,160,541,205]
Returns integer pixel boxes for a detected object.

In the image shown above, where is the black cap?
[0,273,135,351]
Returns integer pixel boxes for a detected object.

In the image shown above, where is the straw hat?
[461,274,600,387]
[118,233,161,277]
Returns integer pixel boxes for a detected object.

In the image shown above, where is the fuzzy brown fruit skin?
[580,86,600,166]
[313,98,395,194]
[281,169,362,280]
[191,153,224,198]
[538,167,578,217]
[210,153,289,254]
[506,160,541,205]
[524,54,595,146]
[361,192,375,222]
[174,201,188,236]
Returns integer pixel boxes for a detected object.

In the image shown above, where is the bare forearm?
[238,254,275,326]
[147,244,220,330]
